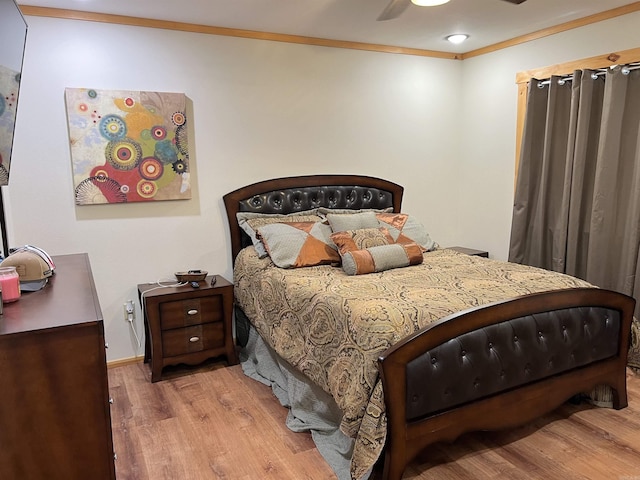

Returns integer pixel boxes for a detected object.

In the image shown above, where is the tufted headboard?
[223,174,404,261]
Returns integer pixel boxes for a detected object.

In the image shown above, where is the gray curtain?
[509,65,640,377]
[510,67,640,315]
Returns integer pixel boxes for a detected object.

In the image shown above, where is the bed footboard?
[378,288,635,480]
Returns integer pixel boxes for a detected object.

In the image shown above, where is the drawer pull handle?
[187,309,198,315]
[189,336,200,343]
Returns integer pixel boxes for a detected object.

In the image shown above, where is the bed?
[223,174,637,480]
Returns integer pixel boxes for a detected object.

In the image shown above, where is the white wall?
[8,12,640,362]
[7,16,462,361]
[457,11,640,260]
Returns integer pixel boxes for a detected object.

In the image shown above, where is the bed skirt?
[240,326,369,480]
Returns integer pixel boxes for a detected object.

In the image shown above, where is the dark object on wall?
[0,0,28,256]
[0,0,27,185]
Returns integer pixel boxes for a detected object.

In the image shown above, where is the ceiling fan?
[377,0,527,21]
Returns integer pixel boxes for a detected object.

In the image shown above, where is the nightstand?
[447,246,489,258]
[138,275,238,382]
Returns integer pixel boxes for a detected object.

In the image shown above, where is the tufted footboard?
[378,287,635,480]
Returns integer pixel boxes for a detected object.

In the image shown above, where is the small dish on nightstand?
[174,270,208,282]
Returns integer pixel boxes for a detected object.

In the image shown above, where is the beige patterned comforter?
[233,247,599,479]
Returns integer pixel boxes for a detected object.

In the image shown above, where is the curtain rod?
[536,62,640,88]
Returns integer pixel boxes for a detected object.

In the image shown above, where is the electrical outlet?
[123,300,135,322]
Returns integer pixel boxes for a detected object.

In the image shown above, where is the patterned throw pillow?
[330,228,395,254]
[237,210,322,258]
[340,243,424,275]
[323,210,436,252]
[375,213,436,252]
[256,222,339,268]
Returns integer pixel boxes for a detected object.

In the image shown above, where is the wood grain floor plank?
[109,362,640,479]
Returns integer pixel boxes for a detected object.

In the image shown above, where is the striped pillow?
[340,243,424,276]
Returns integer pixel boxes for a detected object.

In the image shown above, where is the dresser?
[0,253,115,480]
[138,275,238,382]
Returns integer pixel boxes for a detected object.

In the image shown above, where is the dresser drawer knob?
[189,336,200,343]
[187,309,198,315]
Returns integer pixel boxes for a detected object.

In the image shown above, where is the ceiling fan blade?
[377,0,525,22]
[377,0,412,21]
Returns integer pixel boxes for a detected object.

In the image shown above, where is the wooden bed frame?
[223,174,635,480]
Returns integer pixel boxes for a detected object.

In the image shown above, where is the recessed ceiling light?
[411,0,450,6]
[446,34,469,44]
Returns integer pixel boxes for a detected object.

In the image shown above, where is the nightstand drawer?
[159,296,223,330]
[162,323,225,357]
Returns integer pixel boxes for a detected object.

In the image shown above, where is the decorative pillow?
[330,228,395,254]
[340,243,424,275]
[256,221,339,268]
[237,210,322,258]
[375,213,436,252]
[325,211,379,233]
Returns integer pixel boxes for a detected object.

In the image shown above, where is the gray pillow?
[326,211,379,233]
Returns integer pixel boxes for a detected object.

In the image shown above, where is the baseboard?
[107,356,144,369]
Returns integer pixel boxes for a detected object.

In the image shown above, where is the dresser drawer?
[159,296,223,330]
[162,323,225,357]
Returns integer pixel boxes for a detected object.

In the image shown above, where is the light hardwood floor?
[109,360,640,479]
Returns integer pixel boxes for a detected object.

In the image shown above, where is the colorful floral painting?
[65,88,190,205]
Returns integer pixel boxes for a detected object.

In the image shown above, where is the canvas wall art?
[65,88,190,205]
